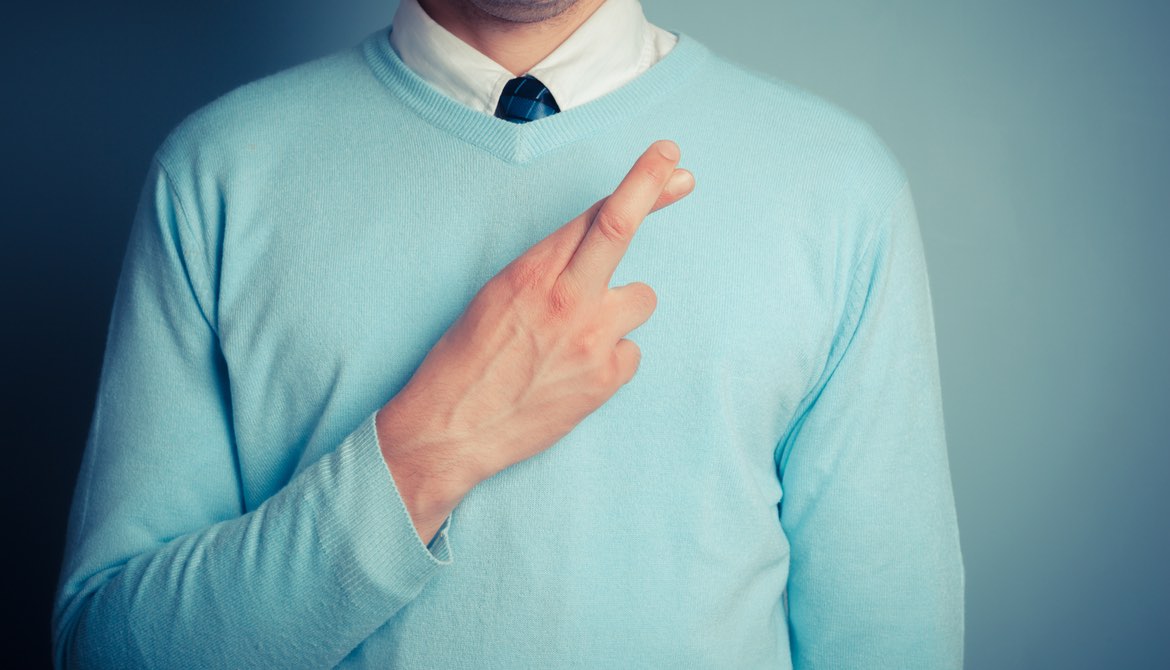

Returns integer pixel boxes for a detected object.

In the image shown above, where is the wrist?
[374,399,481,508]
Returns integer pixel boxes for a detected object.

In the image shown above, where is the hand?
[377,140,694,538]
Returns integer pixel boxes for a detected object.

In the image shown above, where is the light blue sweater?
[52,26,964,669]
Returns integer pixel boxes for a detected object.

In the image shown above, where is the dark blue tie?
[494,74,560,123]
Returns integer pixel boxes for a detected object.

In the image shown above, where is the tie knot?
[495,74,560,123]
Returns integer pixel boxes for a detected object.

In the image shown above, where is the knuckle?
[593,209,630,243]
[616,341,641,383]
[627,339,642,365]
[631,282,657,312]
[503,258,548,294]
[642,162,669,185]
[594,357,620,390]
[546,281,578,320]
[569,327,601,360]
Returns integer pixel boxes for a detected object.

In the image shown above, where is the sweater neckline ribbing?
[359,24,711,165]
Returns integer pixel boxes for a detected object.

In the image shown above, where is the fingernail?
[665,169,693,193]
[656,140,679,161]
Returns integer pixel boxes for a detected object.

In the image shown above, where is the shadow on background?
[3,1,1167,668]
[2,3,396,667]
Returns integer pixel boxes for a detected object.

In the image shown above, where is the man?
[52,0,965,667]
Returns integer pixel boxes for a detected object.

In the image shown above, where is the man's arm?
[52,138,693,669]
[775,180,965,669]
[51,157,457,670]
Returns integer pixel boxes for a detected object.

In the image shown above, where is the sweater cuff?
[323,410,455,615]
[426,513,453,555]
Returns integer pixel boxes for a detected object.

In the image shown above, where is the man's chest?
[208,146,842,507]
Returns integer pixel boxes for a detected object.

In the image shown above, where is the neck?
[417,0,608,76]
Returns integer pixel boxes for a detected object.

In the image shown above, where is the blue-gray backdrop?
[3,1,1166,667]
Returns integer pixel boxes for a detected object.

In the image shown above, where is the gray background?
[4,0,1166,667]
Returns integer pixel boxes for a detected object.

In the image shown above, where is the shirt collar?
[389,0,654,115]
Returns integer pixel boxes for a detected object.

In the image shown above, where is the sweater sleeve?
[51,156,455,670]
[774,180,965,669]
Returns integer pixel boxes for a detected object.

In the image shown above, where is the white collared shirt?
[389,0,678,116]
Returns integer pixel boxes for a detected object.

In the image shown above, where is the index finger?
[558,139,681,292]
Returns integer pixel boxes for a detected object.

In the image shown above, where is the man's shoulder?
[691,47,908,207]
[697,49,899,156]
[153,44,371,175]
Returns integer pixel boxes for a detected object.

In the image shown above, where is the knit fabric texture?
[52,26,965,669]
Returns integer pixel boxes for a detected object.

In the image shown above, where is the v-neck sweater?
[369,24,704,163]
[52,25,964,670]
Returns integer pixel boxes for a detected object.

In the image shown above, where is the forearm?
[54,412,453,670]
